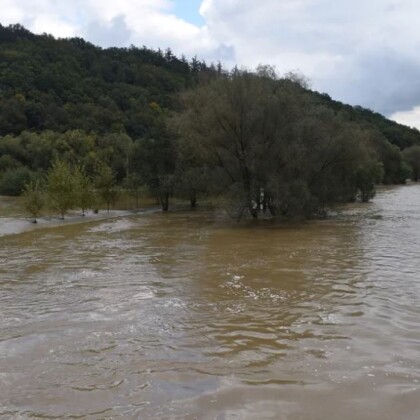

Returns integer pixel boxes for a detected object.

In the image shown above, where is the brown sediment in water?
[0,185,420,419]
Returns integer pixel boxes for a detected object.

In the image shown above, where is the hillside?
[1,23,420,216]
[312,92,420,150]
[0,23,216,138]
[1,23,419,149]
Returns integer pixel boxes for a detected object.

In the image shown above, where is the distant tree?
[123,172,143,208]
[283,70,311,89]
[0,167,33,196]
[96,133,133,181]
[73,165,95,215]
[0,154,20,171]
[47,160,75,219]
[175,167,209,209]
[22,179,45,223]
[94,163,119,212]
[172,130,211,209]
[132,123,176,212]
[402,145,420,181]
[355,161,384,202]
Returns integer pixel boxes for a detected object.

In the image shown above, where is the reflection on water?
[1,186,420,419]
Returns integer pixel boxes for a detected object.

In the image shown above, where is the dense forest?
[1,23,420,220]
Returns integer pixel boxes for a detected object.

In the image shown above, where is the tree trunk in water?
[267,198,276,216]
[190,196,197,209]
[249,203,258,219]
[161,193,169,211]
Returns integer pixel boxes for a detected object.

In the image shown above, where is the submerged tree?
[123,172,143,209]
[355,161,384,202]
[175,69,383,220]
[94,162,119,212]
[173,129,211,209]
[73,165,95,215]
[22,179,45,223]
[47,160,75,219]
[132,123,176,212]
[402,145,420,182]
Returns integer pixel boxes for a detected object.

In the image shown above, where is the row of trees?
[2,69,420,221]
[22,160,118,222]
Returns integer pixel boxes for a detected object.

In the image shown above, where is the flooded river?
[1,186,420,419]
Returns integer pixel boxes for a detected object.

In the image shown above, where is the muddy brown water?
[1,186,420,419]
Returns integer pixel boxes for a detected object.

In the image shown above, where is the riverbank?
[0,195,161,238]
[0,211,138,238]
[0,184,412,237]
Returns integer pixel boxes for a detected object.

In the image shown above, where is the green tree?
[74,165,95,215]
[22,179,45,223]
[355,161,384,202]
[0,166,33,196]
[96,133,133,181]
[94,163,118,212]
[176,69,381,220]
[171,126,211,209]
[132,127,176,212]
[123,172,143,208]
[402,145,420,182]
[47,160,75,219]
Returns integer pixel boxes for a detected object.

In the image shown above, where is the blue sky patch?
[172,0,204,26]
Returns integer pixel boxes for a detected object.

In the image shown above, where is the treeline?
[22,160,120,222]
[1,24,420,220]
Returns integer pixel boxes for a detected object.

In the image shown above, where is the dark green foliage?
[123,172,143,208]
[0,166,33,196]
[402,145,420,181]
[367,132,407,184]
[0,23,211,138]
[312,93,420,150]
[0,154,21,171]
[131,122,176,211]
[47,160,75,218]
[96,133,133,181]
[73,166,95,215]
[94,162,119,212]
[355,162,384,202]
[175,70,386,219]
[22,178,45,222]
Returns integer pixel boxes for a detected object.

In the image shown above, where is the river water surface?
[1,186,420,419]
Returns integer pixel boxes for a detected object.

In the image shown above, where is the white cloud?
[1,0,420,119]
[391,107,420,130]
[0,0,216,54]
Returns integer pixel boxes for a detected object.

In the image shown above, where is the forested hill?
[312,92,420,150]
[0,23,216,138]
[2,23,420,217]
[1,23,419,148]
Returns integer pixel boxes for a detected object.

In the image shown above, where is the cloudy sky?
[1,0,420,128]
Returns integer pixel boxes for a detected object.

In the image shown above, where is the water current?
[0,186,419,419]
